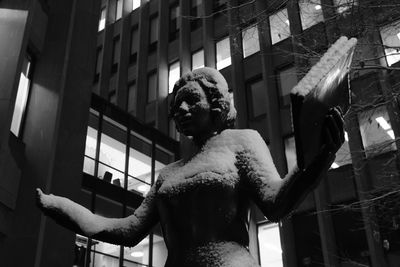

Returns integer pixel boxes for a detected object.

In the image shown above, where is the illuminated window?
[258,223,283,267]
[116,0,123,20]
[132,0,140,11]
[298,0,324,30]
[380,20,400,66]
[98,7,106,31]
[192,49,204,70]
[269,8,290,45]
[330,131,352,169]
[169,62,180,93]
[333,0,358,14]
[128,82,137,116]
[216,37,231,70]
[11,54,32,137]
[147,72,157,102]
[169,4,180,41]
[242,25,260,58]
[277,66,298,107]
[358,106,397,157]
[247,78,267,118]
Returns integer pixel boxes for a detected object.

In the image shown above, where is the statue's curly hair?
[170,67,237,133]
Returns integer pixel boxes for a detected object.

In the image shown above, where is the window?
[128,82,137,116]
[380,20,400,66]
[132,0,140,11]
[284,136,297,173]
[149,16,159,52]
[277,66,297,107]
[242,25,260,58]
[94,46,102,82]
[247,78,267,118]
[258,223,283,267]
[169,62,180,93]
[192,49,204,70]
[109,90,117,105]
[333,0,358,14]
[213,0,227,13]
[298,0,324,30]
[10,54,33,137]
[111,36,120,73]
[358,106,397,157]
[331,131,352,169]
[147,72,157,102]
[98,7,106,31]
[190,0,202,30]
[169,4,180,41]
[116,0,123,20]
[216,37,231,70]
[269,8,290,45]
[130,26,139,64]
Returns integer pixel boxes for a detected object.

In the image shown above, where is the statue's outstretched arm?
[238,108,344,222]
[36,185,159,247]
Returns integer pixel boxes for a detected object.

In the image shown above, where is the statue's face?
[173,81,213,138]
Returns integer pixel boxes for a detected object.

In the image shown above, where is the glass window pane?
[112,37,121,65]
[248,79,267,118]
[284,136,297,173]
[216,37,231,70]
[152,233,168,267]
[128,82,137,115]
[299,0,324,30]
[91,239,121,267]
[150,16,159,44]
[132,0,140,11]
[258,223,283,267]
[358,106,396,157]
[99,133,125,172]
[99,8,106,31]
[333,0,358,14]
[331,131,352,169]
[269,8,290,45]
[95,47,103,74]
[130,27,139,55]
[148,72,157,102]
[11,55,31,137]
[277,66,298,107]
[380,20,400,66]
[192,49,205,70]
[242,25,260,58]
[116,0,123,20]
[169,62,180,93]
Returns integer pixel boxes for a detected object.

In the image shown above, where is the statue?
[37,67,344,267]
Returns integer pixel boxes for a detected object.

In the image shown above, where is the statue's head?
[170,67,236,137]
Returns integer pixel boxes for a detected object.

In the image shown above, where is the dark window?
[94,46,103,83]
[190,0,202,31]
[111,36,120,74]
[127,81,137,116]
[213,0,227,14]
[147,72,157,102]
[149,15,158,52]
[130,26,139,64]
[246,77,267,119]
[169,4,180,41]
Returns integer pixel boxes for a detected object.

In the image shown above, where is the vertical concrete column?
[136,0,150,121]
[99,0,115,98]
[202,0,215,68]
[347,113,388,267]
[156,0,169,134]
[227,0,247,129]
[179,0,191,75]
[255,1,297,266]
[116,0,134,110]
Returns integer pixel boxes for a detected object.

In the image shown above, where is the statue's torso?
[155,130,261,267]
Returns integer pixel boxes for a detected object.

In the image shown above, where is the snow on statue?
[37,67,344,266]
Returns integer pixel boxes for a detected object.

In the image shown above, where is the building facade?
[2,0,400,266]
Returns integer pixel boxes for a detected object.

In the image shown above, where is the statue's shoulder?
[219,129,264,150]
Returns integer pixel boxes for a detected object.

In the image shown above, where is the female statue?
[37,67,344,267]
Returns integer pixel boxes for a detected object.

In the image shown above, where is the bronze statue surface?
[37,67,344,267]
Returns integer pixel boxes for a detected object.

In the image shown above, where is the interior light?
[344,131,349,142]
[331,162,339,169]
[388,130,395,139]
[397,32,400,41]
[138,184,150,192]
[315,5,322,10]
[131,251,144,258]
[285,19,290,25]
[375,116,391,130]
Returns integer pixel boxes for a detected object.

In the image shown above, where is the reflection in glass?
[242,25,260,58]
[258,223,283,267]
[99,133,126,173]
[216,37,231,70]
[269,9,290,45]
[358,106,396,157]
[380,20,400,66]
[298,0,324,30]
[124,236,149,266]
[284,136,297,173]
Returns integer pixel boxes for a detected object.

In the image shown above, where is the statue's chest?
[157,148,239,197]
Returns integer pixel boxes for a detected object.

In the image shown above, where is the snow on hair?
[170,67,237,132]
